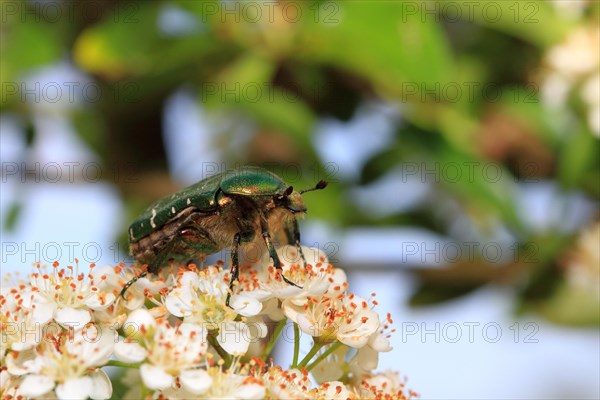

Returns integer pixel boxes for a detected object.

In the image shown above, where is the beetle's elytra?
[122,166,327,305]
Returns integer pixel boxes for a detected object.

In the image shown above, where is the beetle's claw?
[281,273,303,289]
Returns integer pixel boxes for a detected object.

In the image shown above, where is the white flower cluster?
[1,248,417,400]
[541,21,600,136]
[565,222,600,297]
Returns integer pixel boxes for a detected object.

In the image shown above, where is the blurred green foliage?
[2,0,599,326]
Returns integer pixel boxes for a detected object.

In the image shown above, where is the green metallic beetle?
[122,166,327,305]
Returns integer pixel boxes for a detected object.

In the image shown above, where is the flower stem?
[298,341,326,368]
[141,381,149,399]
[105,360,141,369]
[292,323,300,368]
[306,341,343,372]
[261,319,287,361]
[207,332,233,367]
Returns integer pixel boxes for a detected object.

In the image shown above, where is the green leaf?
[463,0,570,48]
[202,53,316,154]
[73,2,220,79]
[498,86,562,146]
[360,147,404,185]
[1,18,63,107]
[438,147,525,233]
[535,283,600,327]
[558,129,599,190]
[71,108,108,160]
[297,1,454,86]
[3,201,22,232]
[410,282,483,306]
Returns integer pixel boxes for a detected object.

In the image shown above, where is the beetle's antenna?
[299,180,328,194]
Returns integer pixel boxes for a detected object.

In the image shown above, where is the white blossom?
[263,367,313,399]
[0,287,43,357]
[311,380,355,400]
[11,324,113,399]
[0,248,415,400]
[243,246,346,307]
[27,262,116,330]
[309,345,348,384]
[109,264,168,310]
[160,367,265,399]
[1,369,22,399]
[114,315,209,391]
[283,292,380,348]
[565,222,600,296]
[165,267,263,355]
[351,370,417,399]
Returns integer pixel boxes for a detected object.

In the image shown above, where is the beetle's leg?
[261,220,302,288]
[122,239,178,298]
[119,270,148,298]
[122,224,215,299]
[127,240,179,296]
[226,232,242,307]
[288,219,307,268]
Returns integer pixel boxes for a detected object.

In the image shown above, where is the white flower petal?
[179,271,199,287]
[178,322,208,341]
[114,341,147,363]
[91,329,116,365]
[301,246,329,265]
[180,369,213,395]
[281,301,298,320]
[62,326,114,366]
[31,301,56,325]
[0,370,9,389]
[272,285,303,299]
[6,348,41,375]
[311,345,347,384]
[20,374,55,397]
[56,377,92,400]
[55,307,91,330]
[17,291,34,308]
[357,346,379,371]
[230,383,266,399]
[247,320,268,339]
[312,361,344,383]
[90,370,113,400]
[243,288,272,301]
[165,290,194,317]
[90,265,117,282]
[85,292,116,310]
[296,313,317,336]
[229,294,262,317]
[217,321,250,355]
[136,277,167,295]
[329,268,348,287]
[318,381,352,399]
[123,290,146,310]
[124,309,157,339]
[283,302,318,336]
[140,364,174,390]
[11,326,40,351]
[338,333,370,348]
[261,298,286,321]
[369,332,392,352]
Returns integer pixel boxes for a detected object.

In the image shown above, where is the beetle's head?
[272,180,328,215]
[273,186,305,214]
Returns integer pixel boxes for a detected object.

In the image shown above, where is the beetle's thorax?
[219,193,299,240]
